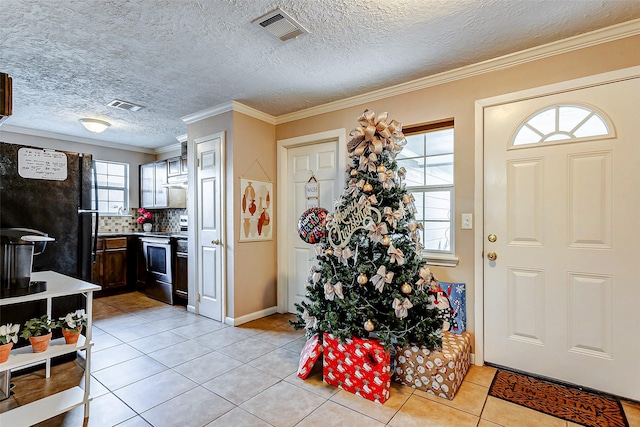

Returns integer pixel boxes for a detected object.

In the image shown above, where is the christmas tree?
[292,109,442,350]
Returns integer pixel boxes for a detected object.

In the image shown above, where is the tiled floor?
[2,291,639,426]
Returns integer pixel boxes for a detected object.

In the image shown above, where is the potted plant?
[137,207,153,232]
[56,309,88,344]
[0,323,20,363]
[21,315,53,353]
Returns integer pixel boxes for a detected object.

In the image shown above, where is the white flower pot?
[143,223,152,232]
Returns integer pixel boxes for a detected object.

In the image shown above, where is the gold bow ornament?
[414,266,435,291]
[378,169,395,190]
[388,244,405,266]
[393,297,413,319]
[370,265,394,292]
[335,247,353,266]
[359,153,378,173]
[324,281,344,301]
[383,206,404,229]
[366,221,389,243]
[302,309,318,329]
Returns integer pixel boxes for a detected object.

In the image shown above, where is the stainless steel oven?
[141,236,173,304]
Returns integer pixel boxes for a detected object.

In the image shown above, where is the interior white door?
[286,141,340,313]
[484,77,640,399]
[195,133,224,321]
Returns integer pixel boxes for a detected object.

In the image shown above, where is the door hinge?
[196,158,200,168]
[197,293,201,302]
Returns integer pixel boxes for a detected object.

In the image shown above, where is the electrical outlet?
[461,213,473,230]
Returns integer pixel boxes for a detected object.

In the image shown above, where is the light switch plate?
[461,213,473,230]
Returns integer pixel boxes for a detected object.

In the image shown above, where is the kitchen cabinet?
[0,271,99,426]
[136,237,146,290]
[174,239,188,300]
[92,237,127,289]
[139,160,186,209]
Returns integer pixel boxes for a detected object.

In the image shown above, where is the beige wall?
[0,130,156,207]
[275,35,640,338]
[232,111,277,317]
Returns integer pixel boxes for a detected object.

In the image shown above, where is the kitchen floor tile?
[217,337,279,363]
[92,355,168,390]
[414,379,489,415]
[115,416,153,426]
[91,331,124,352]
[464,364,497,388]
[247,347,301,379]
[110,322,169,342]
[171,318,228,338]
[282,335,308,354]
[172,350,243,384]
[240,381,326,427]
[146,338,211,367]
[91,343,145,371]
[329,382,414,424]
[202,364,280,405]
[113,370,197,414]
[389,394,479,427]
[283,370,339,400]
[481,396,566,427]
[127,330,189,354]
[94,313,148,332]
[205,407,273,426]
[254,325,305,347]
[297,400,386,426]
[195,325,254,349]
[140,386,235,427]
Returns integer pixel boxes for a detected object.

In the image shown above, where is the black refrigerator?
[0,141,98,346]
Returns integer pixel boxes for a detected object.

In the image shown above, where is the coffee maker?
[0,228,54,298]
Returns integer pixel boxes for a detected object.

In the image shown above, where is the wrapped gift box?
[393,331,471,400]
[434,282,467,334]
[297,333,323,379]
[323,333,391,404]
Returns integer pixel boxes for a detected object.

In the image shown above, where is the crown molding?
[182,100,276,125]
[0,124,156,154]
[275,18,640,124]
[155,142,181,154]
[175,133,188,143]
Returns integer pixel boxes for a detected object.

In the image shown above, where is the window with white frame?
[396,121,454,257]
[92,160,129,215]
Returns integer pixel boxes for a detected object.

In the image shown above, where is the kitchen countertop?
[97,232,188,239]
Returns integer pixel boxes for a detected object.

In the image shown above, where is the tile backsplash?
[97,208,187,233]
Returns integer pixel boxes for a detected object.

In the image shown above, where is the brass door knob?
[487,251,497,261]
[488,234,497,243]
[212,239,221,245]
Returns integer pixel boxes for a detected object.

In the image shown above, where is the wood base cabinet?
[92,237,127,289]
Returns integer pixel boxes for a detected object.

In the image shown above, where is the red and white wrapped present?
[323,333,391,404]
[297,333,323,379]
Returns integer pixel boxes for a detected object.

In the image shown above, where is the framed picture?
[240,178,273,241]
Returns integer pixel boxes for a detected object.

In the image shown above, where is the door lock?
[487,251,497,261]
[488,233,497,243]
[212,239,221,245]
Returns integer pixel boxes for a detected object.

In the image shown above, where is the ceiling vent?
[107,99,144,112]
[253,8,309,42]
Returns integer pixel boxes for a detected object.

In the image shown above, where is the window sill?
[420,252,459,267]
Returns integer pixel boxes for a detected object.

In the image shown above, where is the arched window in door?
[512,104,614,146]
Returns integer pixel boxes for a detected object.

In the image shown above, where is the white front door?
[484,77,640,399]
[285,140,341,313]
[195,133,224,321]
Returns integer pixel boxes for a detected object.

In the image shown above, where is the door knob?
[488,233,497,243]
[487,251,497,261]
[211,239,221,245]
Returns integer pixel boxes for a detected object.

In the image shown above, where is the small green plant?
[56,309,88,331]
[21,315,53,339]
[0,323,20,345]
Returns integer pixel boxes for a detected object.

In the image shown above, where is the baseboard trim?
[186,304,196,314]
[225,306,279,326]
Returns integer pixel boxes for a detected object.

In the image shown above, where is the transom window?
[396,120,454,256]
[513,104,612,146]
[92,160,129,215]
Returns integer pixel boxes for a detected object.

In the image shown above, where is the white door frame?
[473,65,640,366]
[276,128,347,313]
[188,131,226,321]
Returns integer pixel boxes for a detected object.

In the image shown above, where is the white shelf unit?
[0,271,100,427]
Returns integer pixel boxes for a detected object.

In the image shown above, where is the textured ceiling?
[1,0,639,149]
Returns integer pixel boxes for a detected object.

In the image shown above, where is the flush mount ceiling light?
[79,118,111,133]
